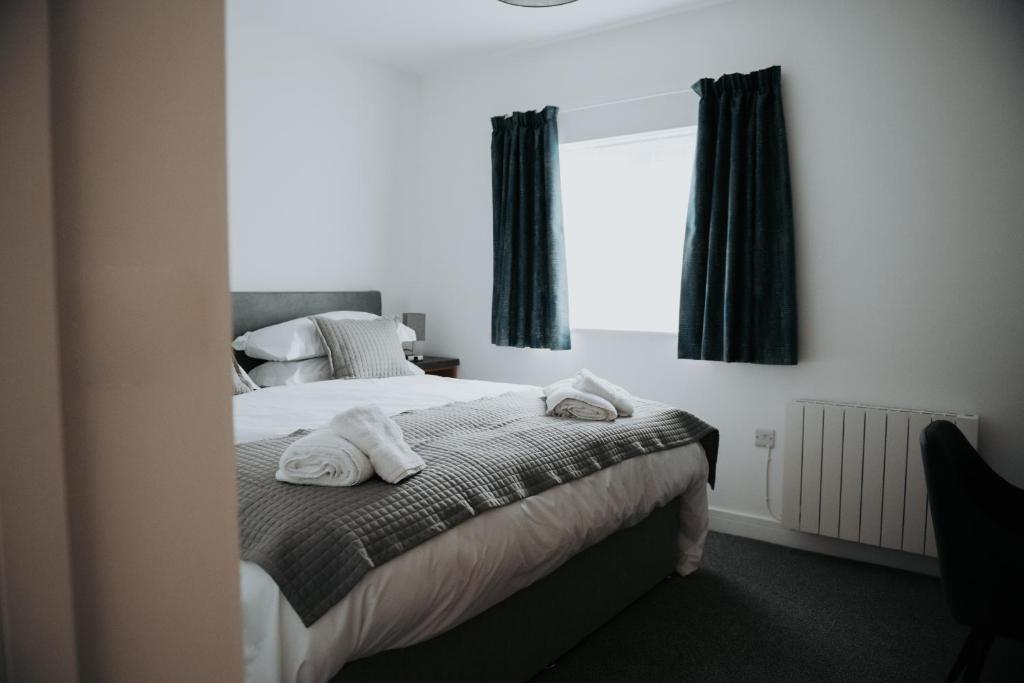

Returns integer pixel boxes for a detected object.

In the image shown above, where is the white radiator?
[782,400,978,557]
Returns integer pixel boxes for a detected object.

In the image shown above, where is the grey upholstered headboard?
[232,291,383,368]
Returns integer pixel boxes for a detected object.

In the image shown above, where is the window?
[560,126,697,333]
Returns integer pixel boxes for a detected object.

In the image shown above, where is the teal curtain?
[678,66,797,364]
[490,105,571,350]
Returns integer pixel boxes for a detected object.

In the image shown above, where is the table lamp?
[402,313,426,361]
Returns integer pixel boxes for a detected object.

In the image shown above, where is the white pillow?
[249,357,425,386]
[248,358,332,386]
[232,311,417,361]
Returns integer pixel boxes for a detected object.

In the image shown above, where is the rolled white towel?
[545,384,617,421]
[276,429,374,487]
[330,404,425,484]
[573,368,635,417]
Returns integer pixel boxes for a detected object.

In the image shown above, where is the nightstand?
[411,356,460,378]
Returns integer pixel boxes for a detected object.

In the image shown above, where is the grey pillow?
[312,317,416,380]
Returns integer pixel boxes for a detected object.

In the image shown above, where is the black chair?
[920,420,1024,682]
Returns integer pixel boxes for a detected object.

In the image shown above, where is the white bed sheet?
[233,376,709,683]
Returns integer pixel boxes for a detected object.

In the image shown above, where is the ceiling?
[235,0,722,74]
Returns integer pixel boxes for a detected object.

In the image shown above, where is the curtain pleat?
[679,66,797,364]
[491,106,571,350]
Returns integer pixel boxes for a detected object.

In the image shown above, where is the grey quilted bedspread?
[236,389,718,626]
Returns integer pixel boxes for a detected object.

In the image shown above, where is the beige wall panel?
[48,1,243,680]
[0,1,80,680]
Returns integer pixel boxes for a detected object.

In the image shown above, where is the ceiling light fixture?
[498,0,578,7]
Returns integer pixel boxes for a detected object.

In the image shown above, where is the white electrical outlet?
[754,429,775,449]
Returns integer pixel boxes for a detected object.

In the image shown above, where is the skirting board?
[708,507,940,577]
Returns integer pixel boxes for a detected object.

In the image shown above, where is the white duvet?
[233,375,709,683]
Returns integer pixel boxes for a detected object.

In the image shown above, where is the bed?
[232,292,717,683]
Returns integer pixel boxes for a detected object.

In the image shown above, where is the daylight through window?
[560,126,697,333]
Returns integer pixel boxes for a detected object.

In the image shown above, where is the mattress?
[234,375,710,683]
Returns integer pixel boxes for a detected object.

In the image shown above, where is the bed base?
[334,497,682,683]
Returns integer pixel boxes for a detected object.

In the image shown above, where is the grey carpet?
[533,531,1022,682]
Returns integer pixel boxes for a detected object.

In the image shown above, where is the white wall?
[391,0,1024,555]
[227,3,417,294]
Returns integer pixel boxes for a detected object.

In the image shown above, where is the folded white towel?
[275,429,374,487]
[330,404,425,484]
[542,377,573,397]
[573,368,635,417]
[545,384,617,421]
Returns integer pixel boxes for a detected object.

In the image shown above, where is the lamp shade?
[498,0,577,6]
[402,313,426,342]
